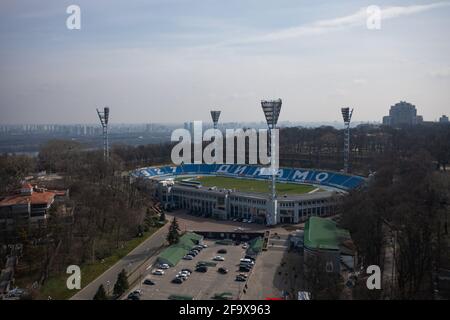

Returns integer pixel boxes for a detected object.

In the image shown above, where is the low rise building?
[303,216,355,274]
[0,183,69,230]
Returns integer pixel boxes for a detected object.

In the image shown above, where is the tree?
[303,254,342,300]
[93,284,107,300]
[143,207,153,230]
[113,269,129,296]
[166,218,180,245]
[160,211,166,222]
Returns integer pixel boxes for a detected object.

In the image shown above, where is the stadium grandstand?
[132,164,365,226]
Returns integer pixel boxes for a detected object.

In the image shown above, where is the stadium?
[132,164,365,226]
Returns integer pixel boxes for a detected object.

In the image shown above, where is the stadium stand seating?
[132,164,365,191]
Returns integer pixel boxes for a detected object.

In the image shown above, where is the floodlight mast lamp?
[261,99,282,226]
[341,107,353,174]
[97,107,110,161]
[210,110,221,130]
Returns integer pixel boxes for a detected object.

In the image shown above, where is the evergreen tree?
[113,269,129,296]
[93,284,107,300]
[166,217,180,245]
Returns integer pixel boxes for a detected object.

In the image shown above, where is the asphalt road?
[70,223,170,300]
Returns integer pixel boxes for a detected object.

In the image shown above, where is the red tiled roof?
[0,191,55,207]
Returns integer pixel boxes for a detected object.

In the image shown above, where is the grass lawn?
[196,176,317,194]
[37,226,162,300]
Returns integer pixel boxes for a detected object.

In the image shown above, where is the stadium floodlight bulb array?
[341,107,353,124]
[341,107,353,173]
[261,99,282,128]
[261,99,282,226]
[97,107,110,161]
[210,110,221,129]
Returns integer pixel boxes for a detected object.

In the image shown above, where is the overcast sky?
[1,0,449,124]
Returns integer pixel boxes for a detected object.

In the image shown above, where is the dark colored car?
[172,278,183,284]
[143,279,155,285]
[217,249,227,254]
[218,267,228,274]
[195,266,208,273]
[235,275,246,282]
[127,293,141,300]
[239,266,251,272]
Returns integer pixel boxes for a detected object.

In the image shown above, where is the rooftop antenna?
[261,99,282,226]
[97,107,110,161]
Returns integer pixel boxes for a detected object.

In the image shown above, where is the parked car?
[218,267,228,274]
[143,279,155,285]
[181,268,193,274]
[239,266,251,272]
[152,269,165,275]
[235,275,246,282]
[172,278,183,284]
[183,255,194,260]
[242,243,249,249]
[195,266,208,273]
[242,219,248,223]
[213,256,225,261]
[127,293,140,300]
[176,274,188,281]
[178,270,190,277]
[217,249,227,254]
[127,290,142,300]
[240,258,254,265]
[201,244,208,248]
[159,263,170,269]
[188,251,198,256]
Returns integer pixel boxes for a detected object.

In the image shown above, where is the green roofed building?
[303,216,352,273]
[157,232,203,267]
[246,237,263,257]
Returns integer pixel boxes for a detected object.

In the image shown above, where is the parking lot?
[129,240,252,300]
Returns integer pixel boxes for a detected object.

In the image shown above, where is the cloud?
[223,2,450,45]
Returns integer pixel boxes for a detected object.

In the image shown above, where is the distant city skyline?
[1,1,450,124]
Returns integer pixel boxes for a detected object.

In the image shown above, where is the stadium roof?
[304,217,350,251]
[157,232,203,267]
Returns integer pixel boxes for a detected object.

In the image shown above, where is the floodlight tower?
[210,110,221,130]
[261,99,282,226]
[341,107,353,173]
[97,107,110,161]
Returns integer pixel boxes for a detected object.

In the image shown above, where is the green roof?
[247,237,263,255]
[158,232,203,266]
[304,217,345,251]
